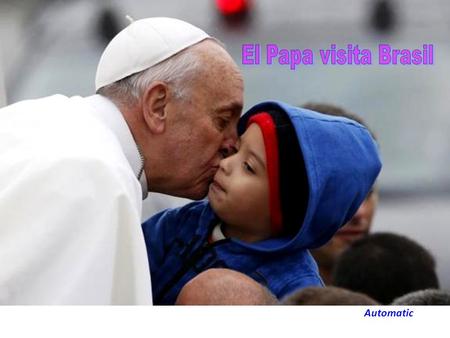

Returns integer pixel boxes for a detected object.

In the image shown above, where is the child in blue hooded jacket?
[142,101,382,304]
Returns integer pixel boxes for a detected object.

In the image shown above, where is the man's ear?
[141,82,169,134]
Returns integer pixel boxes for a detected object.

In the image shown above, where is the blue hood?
[229,100,382,253]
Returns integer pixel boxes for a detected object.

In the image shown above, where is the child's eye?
[243,162,255,174]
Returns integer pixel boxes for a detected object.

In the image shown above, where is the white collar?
[210,223,226,242]
[84,94,148,200]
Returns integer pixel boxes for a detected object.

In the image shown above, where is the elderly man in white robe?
[0,17,243,304]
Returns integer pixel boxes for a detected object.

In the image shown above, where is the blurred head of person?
[333,232,439,304]
[282,286,379,305]
[392,289,450,305]
[302,103,379,284]
[175,268,278,305]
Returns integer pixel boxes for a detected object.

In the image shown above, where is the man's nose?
[350,209,363,225]
[219,145,235,158]
[219,128,238,158]
[350,202,367,225]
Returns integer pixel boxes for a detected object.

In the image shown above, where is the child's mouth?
[210,179,226,194]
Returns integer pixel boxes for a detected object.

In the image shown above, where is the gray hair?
[392,289,450,305]
[97,37,223,107]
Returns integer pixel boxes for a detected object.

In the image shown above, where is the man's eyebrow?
[216,102,243,116]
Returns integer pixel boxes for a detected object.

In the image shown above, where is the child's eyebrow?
[248,149,266,170]
[240,134,265,169]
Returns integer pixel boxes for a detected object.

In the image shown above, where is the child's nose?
[219,155,234,175]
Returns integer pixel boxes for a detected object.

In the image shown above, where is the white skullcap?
[95,17,210,91]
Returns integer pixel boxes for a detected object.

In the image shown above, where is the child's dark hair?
[282,286,379,305]
[269,110,309,237]
[332,232,439,304]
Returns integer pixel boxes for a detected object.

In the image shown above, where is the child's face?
[208,123,271,239]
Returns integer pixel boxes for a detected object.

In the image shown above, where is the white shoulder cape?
[0,95,151,304]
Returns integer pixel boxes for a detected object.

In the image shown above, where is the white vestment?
[0,94,152,304]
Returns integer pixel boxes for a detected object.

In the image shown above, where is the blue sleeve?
[142,208,181,271]
[141,200,211,279]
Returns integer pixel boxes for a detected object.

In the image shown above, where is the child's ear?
[141,82,168,134]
